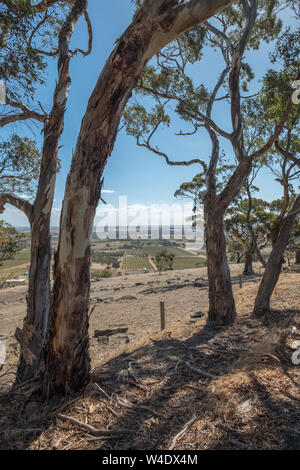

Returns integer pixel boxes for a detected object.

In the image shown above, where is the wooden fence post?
[239,274,243,289]
[160,302,166,331]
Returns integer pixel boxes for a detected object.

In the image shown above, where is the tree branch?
[137,137,207,171]
[275,141,300,170]
[0,99,47,127]
[33,0,75,13]
[71,10,93,57]
[204,125,220,202]
[249,99,293,160]
[204,20,233,55]
[245,181,266,267]
[144,0,235,61]
[229,0,257,161]
[137,85,232,140]
[0,192,33,225]
[33,0,88,216]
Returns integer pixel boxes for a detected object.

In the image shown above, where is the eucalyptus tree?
[0,0,91,381]
[0,1,238,395]
[0,220,27,264]
[252,29,300,316]
[225,195,272,275]
[0,0,73,120]
[155,249,175,273]
[0,134,41,196]
[123,0,292,325]
[253,144,300,316]
[40,0,238,395]
[174,164,272,275]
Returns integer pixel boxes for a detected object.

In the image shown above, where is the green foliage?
[123,0,288,171]
[0,134,42,195]
[241,25,299,162]
[225,196,274,246]
[123,103,170,139]
[155,249,175,272]
[0,1,70,101]
[270,197,300,240]
[216,1,282,51]
[91,268,113,279]
[91,249,124,267]
[0,221,27,263]
[270,27,300,68]
[227,236,244,263]
[174,163,235,203]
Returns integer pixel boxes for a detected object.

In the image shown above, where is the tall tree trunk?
[41,0,235,395]
[253,195,300,317]
[15,211,52,381]
[13,0,89,382]
[243,248,254,275]
[205,205,236,325]
[296,248,300,264]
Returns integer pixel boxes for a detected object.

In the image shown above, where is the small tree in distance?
[0,221,27,265]
[155,249,175,274]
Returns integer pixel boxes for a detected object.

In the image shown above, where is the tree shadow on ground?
[87,307,299,450]
[0,307,299,450]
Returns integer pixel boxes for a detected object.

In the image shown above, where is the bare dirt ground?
[0,263,299,450]
[0,263,255,368]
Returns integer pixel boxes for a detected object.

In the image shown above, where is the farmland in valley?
[172,256,206,270]
[122,255,154,271]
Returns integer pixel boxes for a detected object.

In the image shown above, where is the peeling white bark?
[42,0,237,394]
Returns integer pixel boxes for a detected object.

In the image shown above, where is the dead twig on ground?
[128,361,139,383]
[94,383,111,401]
[169,414,197,450]
[178,361,219,380]
[57,413,131,437]
[115,397,164,418]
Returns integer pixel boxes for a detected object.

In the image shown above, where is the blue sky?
[0,1,298,228]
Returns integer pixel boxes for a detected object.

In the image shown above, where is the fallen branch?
[48,398,79,417]
[94,327,128,338]
[226,342,253,353]
[102,402,119,418]
[184,361,219,380]
[115,397,164,418]
[86,435,123,442]
[94,383,111,401]
[169,415,197,450]
[284,391,300,402]
[128,361,138,383]
[57,413,131,436]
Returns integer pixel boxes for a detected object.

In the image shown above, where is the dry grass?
[0,270,299,450]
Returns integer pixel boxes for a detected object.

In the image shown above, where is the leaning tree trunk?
[205,205,236,325]
[13,0,88,382]
[253,195,300,317]
[0,185,54,383]
[42,0,235,395]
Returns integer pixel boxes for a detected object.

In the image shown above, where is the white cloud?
[102,190,115,194]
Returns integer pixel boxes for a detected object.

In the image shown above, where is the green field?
[172,257,206,270]
[141,245,195,257]
[0,247,31,281]
[122,256,154,271]
[0,241,206,279]
[0,247,31,272]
